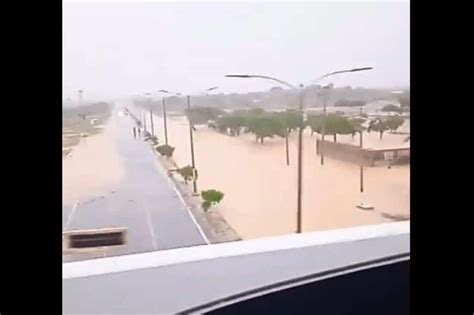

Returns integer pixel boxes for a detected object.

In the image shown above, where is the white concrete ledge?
[63,221,409,279]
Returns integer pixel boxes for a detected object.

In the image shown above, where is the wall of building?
[316,140,410,166]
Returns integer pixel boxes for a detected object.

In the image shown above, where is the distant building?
[363,100,401,113]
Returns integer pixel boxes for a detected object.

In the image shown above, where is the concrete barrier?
[316,140,410,167]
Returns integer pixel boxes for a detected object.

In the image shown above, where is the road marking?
[148,146,211,245]
[65,202,79,230]
[169,178,211,245]
[142,202,159,251]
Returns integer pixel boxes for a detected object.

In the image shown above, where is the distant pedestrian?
[137,127,142,138]
[133,127,137,139]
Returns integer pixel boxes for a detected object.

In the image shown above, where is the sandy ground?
[62,117,124,206]
[150,112,410,240]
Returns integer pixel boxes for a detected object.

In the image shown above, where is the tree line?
[186,107,406,143]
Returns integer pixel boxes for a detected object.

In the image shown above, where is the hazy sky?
[63,1,410,101]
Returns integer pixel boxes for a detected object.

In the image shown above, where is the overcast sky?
[63,1,410,101]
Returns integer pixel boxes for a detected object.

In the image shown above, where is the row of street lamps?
[137,67,373,233]
[139,87,219,195]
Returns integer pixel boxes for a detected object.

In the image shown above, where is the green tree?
[277,110,303,165]
[381,104,402,113]
[215,111,248,136]
[185,107,225,125]
[226,113,248,136]
[248,114,286,144]
[349,117,366,139]
[278,109,302,133]
[324,114,355,142]
[306,114,324,135]
[215,115,229,133]
[368,119,389,139]
[385,116,405,133]
[201,189,224,211]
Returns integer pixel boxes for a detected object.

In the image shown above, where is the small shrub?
[201,189,224,211]
[156,144,175,157]
[175,165,195,184]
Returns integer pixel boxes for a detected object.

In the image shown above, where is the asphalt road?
[62,107,208,261]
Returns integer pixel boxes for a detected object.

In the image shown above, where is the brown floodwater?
[151,113,410,239]
[62,117,124,206]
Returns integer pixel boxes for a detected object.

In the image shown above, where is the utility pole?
[78,89,83,106]
[187,95,198,195]
[162,98,168,145]
[143,110,147,132]
[150,108,155,136]
[356,129,373,210]
[296,85,304,233]
[360,130,364,196]
[320,85,330,165]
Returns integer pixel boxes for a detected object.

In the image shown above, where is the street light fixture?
[318,83,333,165]
[226,67,373,233]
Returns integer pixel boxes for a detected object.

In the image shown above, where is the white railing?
[63,221,409,280]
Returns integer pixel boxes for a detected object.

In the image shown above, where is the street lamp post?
[296,85,304,233]
[143,111,147,132]
[78,89,83,106]
[355,128,373,210]
[143,93,153,133]
[158,90,181,146]
[187,95,198,194]
[162,97,168,145]
[319,84,332,165]
[226,67,372,234]
[150,108,155,136]
[145,93,155,136]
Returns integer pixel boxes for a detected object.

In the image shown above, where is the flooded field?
[150,113,410,239]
